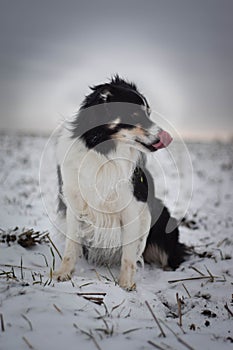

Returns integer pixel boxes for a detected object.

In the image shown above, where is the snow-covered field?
[0,133,233,350]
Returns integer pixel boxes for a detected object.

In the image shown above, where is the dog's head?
[71,75,172,154]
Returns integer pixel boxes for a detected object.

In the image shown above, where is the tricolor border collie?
[54,75,186,290]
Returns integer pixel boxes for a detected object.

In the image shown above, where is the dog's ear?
[88,84,113,104]
[89,82,136,105]
[83,81,143,121]
[99,88,113,102]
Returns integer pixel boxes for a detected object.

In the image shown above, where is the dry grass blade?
[73,324,102,350]
[111,299,125,313]
[88,332,102,350]
[176,336,195,350]
[79,282,95,288]
[176,293,183,327]
[20,256,24,280]
[50,247,56,270]
[217,238,229,247]
[21,314,33,331]
[182,283,191,298]
[36,253,49,267]
[31,272,36,281]
[0,313,5,332]
[77,292,106,305]
[22,336,34,350]
[0,263,34,271]
[122,327,141,335]
[106,264,118,285]
[94,308,106,320]
[53,304,63,314]
[159,319,195,350]
[145,301,166,338]
[77,292,106,296]
[91,268,102,281]
[205,265,214,282]
[168,275,219,284]
[83,296,104,305]
[224,303,233,317]
[99,273,112,282]
[0,268,18,281]
[17,228,48,248]
[70,278,75,287]
[148,340,167,350]
[47,267,53,286]
[95,318,114,336]
[46,234,62,260]
[190,266,205,276]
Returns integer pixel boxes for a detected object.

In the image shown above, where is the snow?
[0,133,233,350]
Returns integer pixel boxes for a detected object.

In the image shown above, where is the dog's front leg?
[54,207,82,281]
[119,203,151,291]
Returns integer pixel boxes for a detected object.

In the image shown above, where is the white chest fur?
[57,135,144,262]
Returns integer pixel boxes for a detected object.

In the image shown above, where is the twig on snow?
[46,234,62,260]
[176,293,183,327]
[190,266,205,276]
[147,341,167,350]
[168,275,220,284]
[0,313,5,332]
[73,323,102,350]
[106,264,118,285]
[91,268,102,281]
[224,303,233,317]
[77,292,106,296]
[182,283,191,298]
[0,263,34,271]
[22,336,34,349]
[77,292,106,305]
[204,265,214,282]
[21,314,33,331]
[145,300,166,338]
[159,319,196,350]
[53,304,63,314]
[122,327,141,335]
[20,256,24,280]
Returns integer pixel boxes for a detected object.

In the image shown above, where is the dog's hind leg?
[143,199,187,269]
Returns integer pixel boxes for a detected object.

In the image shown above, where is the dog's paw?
[118,267,137,291]
[125,282,137,292]
[53,269,72,282]
[118,277,136,291]
[119,282,137,292]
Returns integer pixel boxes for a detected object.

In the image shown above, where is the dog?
[54,75,186,290]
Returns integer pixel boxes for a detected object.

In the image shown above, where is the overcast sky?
[0,0,233,140]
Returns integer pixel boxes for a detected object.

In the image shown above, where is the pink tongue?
[153,130,173,150]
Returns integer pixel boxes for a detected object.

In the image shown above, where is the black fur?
[70,75,153,155]
[132,159,187,269]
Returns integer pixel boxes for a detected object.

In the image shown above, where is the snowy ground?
[0,133,233,350]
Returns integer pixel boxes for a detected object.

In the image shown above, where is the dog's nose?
[152,130,173,150]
